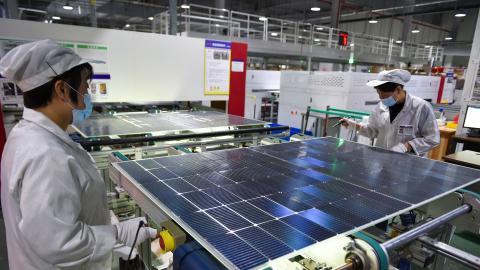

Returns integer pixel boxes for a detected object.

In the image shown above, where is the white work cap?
[0,39,90,92]
[366,69,411,87]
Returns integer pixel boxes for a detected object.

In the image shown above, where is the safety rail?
[153,4,443,62]
[303,106,370,137]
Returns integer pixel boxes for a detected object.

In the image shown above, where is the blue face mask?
[72,93,93,126]
[63,81,93,125]
[381,94,397,107]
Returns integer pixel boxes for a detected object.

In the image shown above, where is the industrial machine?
[109,137,480,270]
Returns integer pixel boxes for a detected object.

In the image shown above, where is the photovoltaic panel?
[227,202,273,224]
[148,168,177,180]
[74,110,266,138]
[258,220,316,250]
[114,137,480,270]
[235,227,293,259]
[205,206,253,231]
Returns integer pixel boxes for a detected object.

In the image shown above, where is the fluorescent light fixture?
[445,37,453,40]
[311,7,321,12]
[270,32,278,36]
[215,24,221,27]
[314,38,320,42]
[316,27,324,30]
[180,4,190,9]
[368,19,378,23]
[148,16,154,21]
[454,12,466,17]
[63,5,73,10]
[259,17,267,21]
[411,28,420,33]
[298,36,304,38]
[395,40,402,44]
[425,45,431,48]
[52,16,61,20]
[125,24,130,28]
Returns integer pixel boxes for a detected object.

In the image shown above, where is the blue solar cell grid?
[117,137,480,269]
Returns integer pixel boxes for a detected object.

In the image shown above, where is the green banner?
[77,44,108,50]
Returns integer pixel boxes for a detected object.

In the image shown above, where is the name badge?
[398,125,414,136]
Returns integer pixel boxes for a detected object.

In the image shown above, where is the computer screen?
[463,106,480,129]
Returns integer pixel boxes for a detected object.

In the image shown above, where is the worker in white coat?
[0,40,157,270]
[341,69,440,156]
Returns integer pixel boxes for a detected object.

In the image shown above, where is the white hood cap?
[0,39,90,92]
[366,69,411,87]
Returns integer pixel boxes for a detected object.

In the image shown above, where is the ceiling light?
[350,43,354,47]
[298,36,304,39]
[311,7,321,12]
[222,8,228,11]
[219,15,224,18]
[271,32,278,36]
[368,19,378,24]
[215,24,221,27]
[125,24,130,28]
[52,16,61,20]
[454,12,466,17]
[445,37,453,40]
[63,5,73,10]
[316,27,324,30]
[411,28,420,34]
[259,17,267,21]
[395,40,402,44]
[314,38,320,42]
[180,4,190,9]
[425,45,431,48]
[148,16,154,21]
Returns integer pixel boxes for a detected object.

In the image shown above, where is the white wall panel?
[0,19,227,103]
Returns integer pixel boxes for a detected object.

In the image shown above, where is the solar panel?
[73,111,266,138]
[114,137,480,270]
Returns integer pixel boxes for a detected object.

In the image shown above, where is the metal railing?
[153,4,443,62]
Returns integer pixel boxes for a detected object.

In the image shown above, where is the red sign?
[339,32,348,46]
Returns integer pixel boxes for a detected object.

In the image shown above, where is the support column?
[401,0,415,43]
[457,8,480,135]
[169,0,177,35]
[89,0,97,27]
[330,0,340,29]
[5,0,18,19]
[215,0,225,10]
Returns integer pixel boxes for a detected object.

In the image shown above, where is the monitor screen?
[464,106,480,129]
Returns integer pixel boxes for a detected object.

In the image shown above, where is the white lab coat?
[1,108,117,270]
[359,92,440,156]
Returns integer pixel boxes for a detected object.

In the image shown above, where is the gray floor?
[0,208,9,269]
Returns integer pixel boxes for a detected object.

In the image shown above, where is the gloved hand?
[390,143,408,153]
[113,244,137,260]
[114,217,158,247]
[340,118,357,128]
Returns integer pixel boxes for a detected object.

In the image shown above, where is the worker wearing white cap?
[341,69,439,156]
[0,39,157,270]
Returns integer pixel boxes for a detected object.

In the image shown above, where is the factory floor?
[0,208,9,269]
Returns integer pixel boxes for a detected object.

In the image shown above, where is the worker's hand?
[340,118,356,128]
[113,244,137,260]
[114,217,158,247]
[390,143,408,153]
